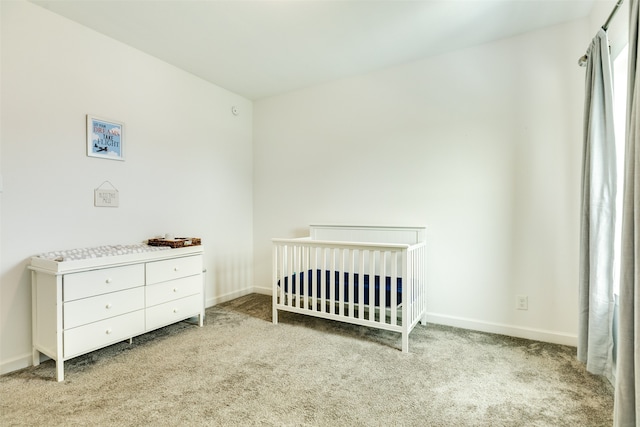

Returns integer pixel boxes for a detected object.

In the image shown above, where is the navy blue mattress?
[279,269,402,308]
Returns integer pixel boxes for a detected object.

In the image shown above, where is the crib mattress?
[279,269,402,308]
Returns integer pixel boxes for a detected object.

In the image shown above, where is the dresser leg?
[32,348,40,367]
[56,361,64,382]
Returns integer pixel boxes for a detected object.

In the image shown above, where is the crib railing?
[272,237,426,352]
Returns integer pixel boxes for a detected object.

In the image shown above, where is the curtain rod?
[578,0,625,66]
[603,0,624,30]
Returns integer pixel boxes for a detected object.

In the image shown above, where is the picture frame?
[86,115,124,161]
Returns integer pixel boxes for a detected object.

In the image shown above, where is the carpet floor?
[1,293,613,426]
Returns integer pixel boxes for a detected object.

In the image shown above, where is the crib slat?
[321,247,327,313]
[283,245,288,307]
[358,250,365,320]
[303,245,308,309]
[409,247,415,322]
[403,249,409,327]
[310,246,316,311]
[369,251,375,322]
[286,245,293,308]
[348,249,355,318]
[379,251,386,324]
[278,245,284,305]
[296,246,307,308]
[390,251,397,326]
[297,245,303,309]
[329,247,336,314]
[294,245,300,309]
[297,245,302,309]
[338,249,345,316]
[290,245,295,309]
[307,246,311,309]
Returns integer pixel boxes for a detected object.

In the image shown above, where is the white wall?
[0,1,254,374]
[253,19,591,345]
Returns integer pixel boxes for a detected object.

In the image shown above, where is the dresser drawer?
[146,275,201,307]
[64,264,145,302]
[146,255,202,285]
[64,286,145,329]
[64,309,144,359]
[145,294,202,331]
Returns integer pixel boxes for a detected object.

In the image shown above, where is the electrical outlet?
[516,295,528,310]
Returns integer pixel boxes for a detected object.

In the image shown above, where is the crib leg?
[272,306,278,324]
[402,332,409,353]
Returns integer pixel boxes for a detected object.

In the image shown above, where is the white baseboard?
[1,353,32,377]
[252,285,271,296]
[426,312,577,347]
[206,287,254,307]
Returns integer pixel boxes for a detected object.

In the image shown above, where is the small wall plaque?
[94,181,119,207]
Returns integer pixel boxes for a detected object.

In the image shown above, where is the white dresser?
[30,245,204,381]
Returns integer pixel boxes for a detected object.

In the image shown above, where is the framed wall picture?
[86,115,124,160]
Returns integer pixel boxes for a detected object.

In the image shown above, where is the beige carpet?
[1,293,613,426]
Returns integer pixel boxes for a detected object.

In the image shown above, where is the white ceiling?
[30,0,596,100]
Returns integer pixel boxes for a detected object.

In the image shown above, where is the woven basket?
[147,237,201,248]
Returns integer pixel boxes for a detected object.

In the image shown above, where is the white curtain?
[578,28,618,382]
[614,0,640,424]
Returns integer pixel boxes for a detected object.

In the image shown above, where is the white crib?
[272,225,427,352]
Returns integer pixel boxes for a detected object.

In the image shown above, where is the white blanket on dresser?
[36,243,170,262]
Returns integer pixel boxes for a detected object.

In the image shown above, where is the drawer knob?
[173,308,178,313]
[105,303,112,309]
[173,288,178,293]
[105,278,113,284]
[173,267,179,272]
[105,329,112,335]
